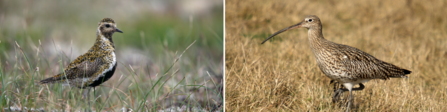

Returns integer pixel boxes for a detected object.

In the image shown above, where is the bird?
[40,18,123,109]
[261,15,411,112]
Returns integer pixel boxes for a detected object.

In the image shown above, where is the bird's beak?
[115,28,123,33]
[261,21,303,44]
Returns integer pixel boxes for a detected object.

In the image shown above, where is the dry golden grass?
[225,0,447,111]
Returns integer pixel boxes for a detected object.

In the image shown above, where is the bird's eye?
[105,24,110,28]
[308,19,313,22]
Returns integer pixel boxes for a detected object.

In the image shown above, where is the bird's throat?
[95,34,115,50]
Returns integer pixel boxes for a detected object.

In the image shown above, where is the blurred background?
[0,0,223,111]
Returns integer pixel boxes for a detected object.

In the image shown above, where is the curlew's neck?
[307,27,326,50]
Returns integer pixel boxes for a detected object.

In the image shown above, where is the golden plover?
[40,18,123,108]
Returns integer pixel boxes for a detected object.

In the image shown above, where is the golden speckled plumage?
[100,18,116,23]
[40,18,123,89]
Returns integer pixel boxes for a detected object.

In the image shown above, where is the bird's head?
[261,15,322,44]
[97,18,123,36]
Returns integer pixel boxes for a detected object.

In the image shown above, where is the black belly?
[88,64,117,87]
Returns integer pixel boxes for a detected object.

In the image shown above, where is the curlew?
[261,15,411,111]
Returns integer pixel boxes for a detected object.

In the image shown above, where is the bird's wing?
[334,45,397,80]
[64,56,103,79]
[41,53,104,83]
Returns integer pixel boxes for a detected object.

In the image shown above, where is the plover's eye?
[308,19,313,22]
[105,24,110,28]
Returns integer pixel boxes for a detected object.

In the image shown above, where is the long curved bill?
[261,21,303,44]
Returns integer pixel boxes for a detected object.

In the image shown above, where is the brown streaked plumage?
[262,15,411,112]
[40,18,123,109]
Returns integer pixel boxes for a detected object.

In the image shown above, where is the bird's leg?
[82,89,87,100]
[331,80,347,103]
[346,90,353,112]
[88,88,91,107]
[331,80,343,103]
[333,86,349,104]
[332,83,365,103]
[333,88,344,103]
[343,84,364,112]
[83,87,91,112]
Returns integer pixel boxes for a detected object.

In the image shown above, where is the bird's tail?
[40,77,55,84]
[379,61,411,79]
[40,73,63,84]
[399,69,411,78]
[389,68,411,79]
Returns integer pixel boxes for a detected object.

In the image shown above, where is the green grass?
[1,35,222,111]
[0,1,223,111]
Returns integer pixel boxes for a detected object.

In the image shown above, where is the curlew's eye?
[105,24,110,28]
[308,19,313,22]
